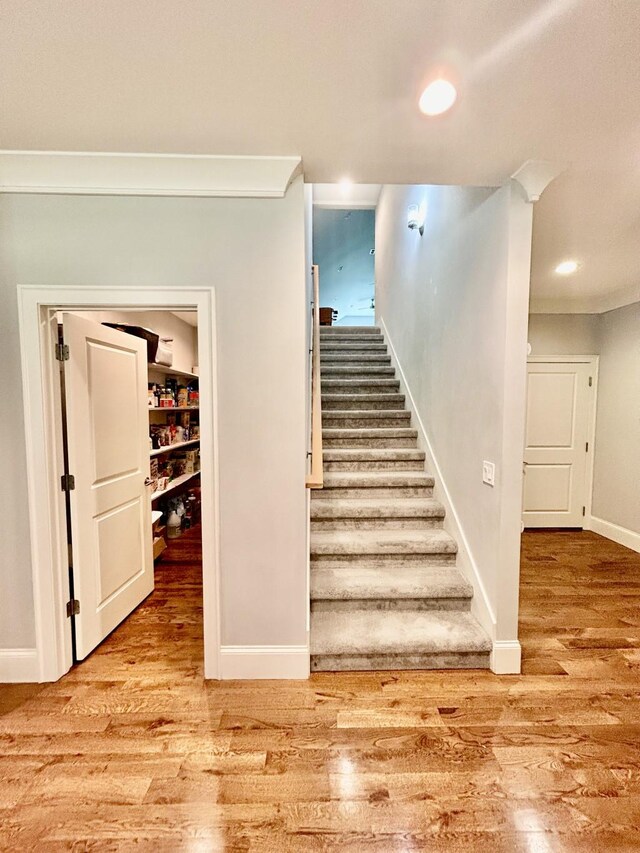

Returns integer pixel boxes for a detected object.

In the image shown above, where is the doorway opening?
[59,309,203,665]
[311,183,379,327]
[18,287,220,683]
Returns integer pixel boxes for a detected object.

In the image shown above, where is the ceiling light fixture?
[555,260,579,275]
[418,79,457,116]
[339,178,353,195]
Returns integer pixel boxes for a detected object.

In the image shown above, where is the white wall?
[528,313,599,355]
[375,183,533,667]
[592,302,640,537]
[0,178,308,654]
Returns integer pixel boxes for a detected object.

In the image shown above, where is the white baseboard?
[379,317,497,640]
[219,645,310,680]
[0,648,39,683]
[589,516,640,554]
[491,641,522,674]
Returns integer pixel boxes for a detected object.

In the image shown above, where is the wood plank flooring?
[2,529,640,851]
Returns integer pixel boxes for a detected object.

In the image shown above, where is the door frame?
[18,285,221,682]
[526,355,599,529]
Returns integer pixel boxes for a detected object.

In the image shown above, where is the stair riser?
[310,554,457,567]
[321,368,396,377]
[323,416,410,428]
[320,333,386,342]
[312,486,434,499]
[321,355,391,364]
[321,383,401,394]
[323,460,425,471]
[323,437,418,449]
[320,346,387,354]
[310,651,490,672]
[322,398,405,410]
[311,598,471,612]
[320,328,380,335]
[311,517,443,531]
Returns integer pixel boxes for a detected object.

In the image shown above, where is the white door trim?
[17,285,221,682]
[526,356,599,528]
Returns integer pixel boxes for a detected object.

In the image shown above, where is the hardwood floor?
[2,529,640,851]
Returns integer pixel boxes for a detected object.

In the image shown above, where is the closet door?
[523,361,591,528]
[62,313,153,659]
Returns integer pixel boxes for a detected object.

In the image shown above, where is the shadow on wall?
[313,208,375,326]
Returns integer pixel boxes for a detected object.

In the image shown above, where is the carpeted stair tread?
[311,497,444,520]
[310,609,491,655]
[310,528,457,556]
[317,471,435,490]
[310,564,473,601]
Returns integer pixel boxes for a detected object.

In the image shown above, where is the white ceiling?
[313,184,382,209]
[1,0,639,311]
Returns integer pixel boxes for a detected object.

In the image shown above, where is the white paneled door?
[523,361,592,528]
[62,314,153,659]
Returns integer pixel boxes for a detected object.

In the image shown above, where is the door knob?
[144,477,154,486]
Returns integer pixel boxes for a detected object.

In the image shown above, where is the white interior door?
[63,313,153,659]
[523,361,592,528]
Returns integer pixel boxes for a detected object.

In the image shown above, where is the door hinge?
[60,473,75,492]
[66,599,80,618]
[582,506,586,517]
[588,376,593,387]
[585,441,589,452]
[55,343,70,362]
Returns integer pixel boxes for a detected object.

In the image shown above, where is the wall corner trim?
[589,517,640,555]
[218,645,310,680]
[0,648,39,683]
[378,317,497,640]
[490,641,522,674]
[0,150,302,198]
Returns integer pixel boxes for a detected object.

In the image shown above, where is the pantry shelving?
[150,438,200,458]
[150,470,201,503]
[148,363,199,381]
[149,406,199,411]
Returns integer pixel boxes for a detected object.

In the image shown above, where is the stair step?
[321,355,391,366]
[321,365,396,376]
[312,471,434,499]
[310,610,491,671]
[320,332,384,341]
[323,428,418,449]
[323,448,425,471]
[321,379,400,394]
[322,393,405,411]
[311,528,457,559]
[320,326,381,335]
[310,565,472,610]
[320,343,387,353]
[323,411,411,429]
[311,497,444,530]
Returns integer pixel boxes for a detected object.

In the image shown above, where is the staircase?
[310,325,491,671]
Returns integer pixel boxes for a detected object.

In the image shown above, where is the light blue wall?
[313,208,375,325]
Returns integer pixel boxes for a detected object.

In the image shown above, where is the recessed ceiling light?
[418,79,457,116]
[339,178,353,194]
[555,260,579,275]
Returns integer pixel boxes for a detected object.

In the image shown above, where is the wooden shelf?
[150,439,200,458]
[148,406,199,411]
[148,363,199,381]
[151,470,201,502]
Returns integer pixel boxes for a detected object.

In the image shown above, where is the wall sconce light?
[407,203,425,236]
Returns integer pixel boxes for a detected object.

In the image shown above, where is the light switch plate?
[482,461,495,487]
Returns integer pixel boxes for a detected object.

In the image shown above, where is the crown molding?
[0,150,302,198]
